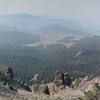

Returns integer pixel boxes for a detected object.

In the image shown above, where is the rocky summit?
[0,76,100,100]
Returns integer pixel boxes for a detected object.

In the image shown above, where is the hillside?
[0,35,100,81]
[0,30,40,46]
[0,14,99,81]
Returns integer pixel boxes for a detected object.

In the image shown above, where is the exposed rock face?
[0,88,83,100]
[0,76,100,100]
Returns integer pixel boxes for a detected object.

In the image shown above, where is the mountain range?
[0,14,89,33]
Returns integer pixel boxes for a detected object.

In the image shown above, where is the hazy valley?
[0,14,99,82]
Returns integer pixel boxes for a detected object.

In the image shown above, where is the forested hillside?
[0,36,100,81]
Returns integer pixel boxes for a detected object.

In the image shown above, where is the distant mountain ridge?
[0,14,87,33]
[34,24,72,34]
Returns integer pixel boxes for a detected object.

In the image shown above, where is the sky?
[0,0,99,21]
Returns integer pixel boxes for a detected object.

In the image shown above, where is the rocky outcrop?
[0,76,100,100]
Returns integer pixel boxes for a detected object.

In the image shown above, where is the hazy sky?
[0,0,100,21]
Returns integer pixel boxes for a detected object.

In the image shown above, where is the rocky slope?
[0,76,100,100]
